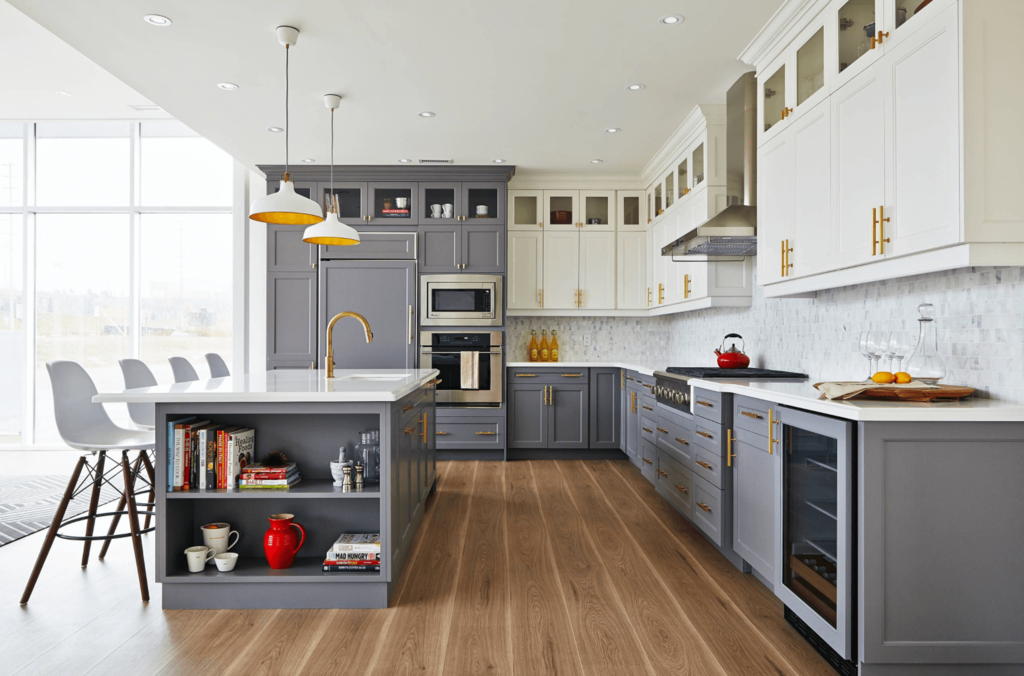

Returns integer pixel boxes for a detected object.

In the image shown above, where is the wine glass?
[881,331,897,371]
[889,331,912,373]
[858,331,876,381]
[866,331,887,376]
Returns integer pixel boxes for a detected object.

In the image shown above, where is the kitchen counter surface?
[507,361,664,376]
[92,369,440,404]
[688,377,1024,422]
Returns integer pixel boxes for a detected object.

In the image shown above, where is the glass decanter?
[903,303,946,382]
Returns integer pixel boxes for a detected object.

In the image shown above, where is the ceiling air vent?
[418,159,454,164]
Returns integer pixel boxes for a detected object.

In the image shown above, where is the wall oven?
[419,331,503,407]
[420,274,502,327]
[775,407,855,669]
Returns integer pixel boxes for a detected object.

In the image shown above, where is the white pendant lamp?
[303,95,361,245]
[250,26,324,226]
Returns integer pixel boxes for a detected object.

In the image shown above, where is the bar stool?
[205,352,230,378]
[21,361,156,604]
[118,358,158,533]
[168,356,199,383]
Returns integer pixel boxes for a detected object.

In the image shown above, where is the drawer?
[509,368,589,384]
[693,418,722,456]
[655,450,693,520]
[393,387,433,427]
[693,445,724,489]
[691,474,724,548]
[640,415,657,444]
[321,232,416,260]
[640,438,657,482]
[655,411,694,470]
[638,399,657,416]
[435,417,504,449]
[733,394,772,440]
[692,388,723,424]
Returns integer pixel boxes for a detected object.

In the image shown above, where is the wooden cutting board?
[815,383,975,402]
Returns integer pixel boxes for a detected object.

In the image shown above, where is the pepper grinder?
[354,462,364,489]
[342,465,353,489]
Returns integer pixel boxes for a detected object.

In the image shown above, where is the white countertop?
[507,361,664,376]
[688,378,1024,422]
[92,369,440,404]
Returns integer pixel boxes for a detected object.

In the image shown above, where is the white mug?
[394,197,408,209]
[185,546,215,573]
[476,205,488,216]
[201,522,239,555]
[442,203,454,218]
[430,204,442,218]
[215,552,239,572]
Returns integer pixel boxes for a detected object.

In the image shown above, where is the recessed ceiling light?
[301,158,315,163]
[626,83,646,91]
[143,14,172,26]
[492,159,506,164]
[128,104,162,111]
[55,91,71,97]
[658,14,684,25]
[605,127,621,133]
[397,158,412,163]
[417,111,435,118]
[267,127,284,132]
[218,82,239,91]
[591,159,604,164]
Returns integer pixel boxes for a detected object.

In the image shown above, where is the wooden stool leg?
[21,455,87,605]
[98,453,142,561]
[80,450,106,568]
[121,451,150,602]
[140,451,156,531]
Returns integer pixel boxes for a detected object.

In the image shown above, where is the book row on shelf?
[325,533,381,572]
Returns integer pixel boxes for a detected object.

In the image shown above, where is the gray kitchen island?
[94,368,439,610]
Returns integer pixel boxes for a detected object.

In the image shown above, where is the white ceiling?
[7,0,780,176]
[0,2,169,121]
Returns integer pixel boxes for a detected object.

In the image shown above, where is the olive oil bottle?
[539,330,550,362]
[550,330,559,362]
[528,330,539,362]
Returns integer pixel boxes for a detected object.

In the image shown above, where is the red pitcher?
[263,513,305,569]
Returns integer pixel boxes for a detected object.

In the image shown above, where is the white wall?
[509,265,1024,402]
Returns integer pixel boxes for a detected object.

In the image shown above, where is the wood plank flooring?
[0,460,835,676]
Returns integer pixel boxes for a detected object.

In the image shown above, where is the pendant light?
[302,94,361,245]
[249,26,324,225]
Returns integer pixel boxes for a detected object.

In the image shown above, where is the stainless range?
[654,367,808,413]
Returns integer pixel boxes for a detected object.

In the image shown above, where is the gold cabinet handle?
[515,373,537,377]
[539,222,542,229]
[647,287,651,307]
[740,411,763,420]
[658,283,664,304]
[657,469,668,477]
[674,437,690,446]
[420,412,428,443]
[727,429,736,467]
[696,502,712,513]
[311,361,315,370]
[539,288,543,307]
[621,369,625,391]
[683,273,690,299]
[768,408,776,455]
[696,400,713,408]
[696,430,713,439]
[656,427,668,433]
[696,460,714,470]
[675,484,689,494]
[780,239,786,277]
[642,405,653,411]
[879,205,891,254]
[642,458,653,464]
[544,385,549,406]
[578,289,583,307]
[403,427,416,434]
[427,378,442,387]
[784,239,793,275]
[870,29,889,49]
[626,376,634,381]
[631,391,637,414]
[436,431,449,435]
[641,383,653,389]
[475,431,497,435]
[403,405,414,412]
[642,427,653,433]
[574,289,578,307]
[561,373,583,378]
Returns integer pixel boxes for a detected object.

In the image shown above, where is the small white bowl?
[214,552,238,572]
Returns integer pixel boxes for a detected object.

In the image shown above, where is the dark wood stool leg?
[80,450,106,568]
[140,450,156,531]
[98,453,142,560]
[21,455,87,605]
[121,451,150,602]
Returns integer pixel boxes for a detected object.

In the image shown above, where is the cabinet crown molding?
[257,164,516,182]
[738,0,830,69]
[640,104,725,187]
[509,173,644,190]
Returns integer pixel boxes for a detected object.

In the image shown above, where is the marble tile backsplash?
[508,266,1024,402]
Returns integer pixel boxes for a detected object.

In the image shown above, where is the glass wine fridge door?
[776,407,854,660]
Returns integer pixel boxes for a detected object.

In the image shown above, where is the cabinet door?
[579,231,615,310]
[617,190,646,232]
[508,384,548,449]
[589,368,622,450]
[549,384,588,449]
[732,435,778,582]
[419,182,460,225]
[461,182,505,225]
[508,230,544,310]
[758,127,795,285]
[831,62,885,269]
[792,22,828,121]
[617,231,648,309]
[790,99,833,278]
[418,225,461,273]
[579,190,616,231]
[542,231,579,309]
[462,225,504,273]
[319,260,416,370]
[625,391,640,464]
[640,438,657,482]
[834,0,885,91]
[663,209,686,305]
[883,4,960,257]
[319,182,367,226]
[267,272,317,366]
[650,220,668,305]
[544,190,579,231]
[759,52,792,146]
[396,422,413,543]
[267,224,317,272]
[508,190,543,231]
[369,182,418,225]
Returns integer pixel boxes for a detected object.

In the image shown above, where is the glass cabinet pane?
[838,0,875,74]
[373,186,413,220]
[654,184,663,216]
[692,144,705,187]
[622,195,640,227]
[664,173,675,209]
[763,66,787,132]
[677,159,688,198]
[549,195,575,225]
[583,195,610,225]
[797,27,825,106]
[894,0,930,32]
[423,186,457,220]
[647,192,652,223]
[323,186,362,220]
[467,186,498,219]
[512,194,539,227]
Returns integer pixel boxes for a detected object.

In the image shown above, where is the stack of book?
[239,462,301,490]
[167,417,255,491]
[324,533,380,572]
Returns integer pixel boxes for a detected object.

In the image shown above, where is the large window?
[0,121,234,448]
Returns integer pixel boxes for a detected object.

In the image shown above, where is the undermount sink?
[337,373,413,382]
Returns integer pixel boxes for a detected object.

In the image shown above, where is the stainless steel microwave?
[420,274,502,327]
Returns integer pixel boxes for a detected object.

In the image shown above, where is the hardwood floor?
[0,460,836,676]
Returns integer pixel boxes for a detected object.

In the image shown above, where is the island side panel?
[859,421,1024,671]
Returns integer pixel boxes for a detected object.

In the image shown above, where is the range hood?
[663,72,758,258]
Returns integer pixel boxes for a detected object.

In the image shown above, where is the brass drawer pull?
[657,470,668,477]
[403,427,416,434]
[427,378,442,387]
[641,383,653,389]
[675,484,689,494]
[642,427,653,433]
[696,431,713,439]
[474,431,497,435]
[696,460,714,471]
[420,412,428,443]
[515,373,537,377]
[403,406,414,412]
[696,502,712,513]
[642,458,653,464]
[561,373,583,377]
[626,376,634,381]
[674,437,690,446]
[740,411,763,420]
[642,405,653,411]
[436,431,449,435]
[696,400,713,407]
[656,427,668,433]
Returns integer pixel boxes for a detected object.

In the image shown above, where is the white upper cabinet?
[507,230,544,310]
[579,231,616,310]
[617,231,648,309]
[757,131,795,286]
[834,0,884,91]
[617,190,646,232]
[542,230,579,309]
[508,190,543,232]
[579,191,616,232]
[790,99,833,278]
[543,190,579,231]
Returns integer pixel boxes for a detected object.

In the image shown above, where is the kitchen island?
[94,369,439,610]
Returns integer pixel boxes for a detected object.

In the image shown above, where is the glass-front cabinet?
[677,159,689,199]
[369,182,417,224]
[691,143,705,189]
[664,172,675,210]
[617,190,645,231]
[654,183,663,218]
[462,182,504,225]
[419,182,460,225]
[544,190,579,231]
[797,27,826,107]
[580,190,615,231]
[508,189,542,231]
[761,60,789,139]
[319,182,366,226]
[835,0,882,85]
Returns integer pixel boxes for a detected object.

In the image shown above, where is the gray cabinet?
[419,225,460,272]
[368,182,419,225]
[319,260,417,370]
[321,232,416,260]
[268,223,318,272]
[267,273,318,368]
[731,432,777,583]
[507,378,588,450]
[418,182,461,225]
[589,368,622,450]
[318,181,367,226]
[418,224,504,273]
[435,415,504,450]
[462,225,503,272]
[640,438,657,482]
[507,382,547,449]
[549,383,588,449]
[625,379,641,465]
[461,181,505,225]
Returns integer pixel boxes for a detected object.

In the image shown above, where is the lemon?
[894,372,912,384]
[871,371,895,384]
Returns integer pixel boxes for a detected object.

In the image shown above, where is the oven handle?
[420,350,503,355]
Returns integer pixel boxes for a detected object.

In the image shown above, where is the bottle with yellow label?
[550,330,559,362]
[539,330,550,362]
[528,330,539,362]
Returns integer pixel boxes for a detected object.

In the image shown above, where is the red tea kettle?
[715,333,750,369]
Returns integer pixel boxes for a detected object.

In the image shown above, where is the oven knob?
[656,386,664,397]
[674,392,684,404]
